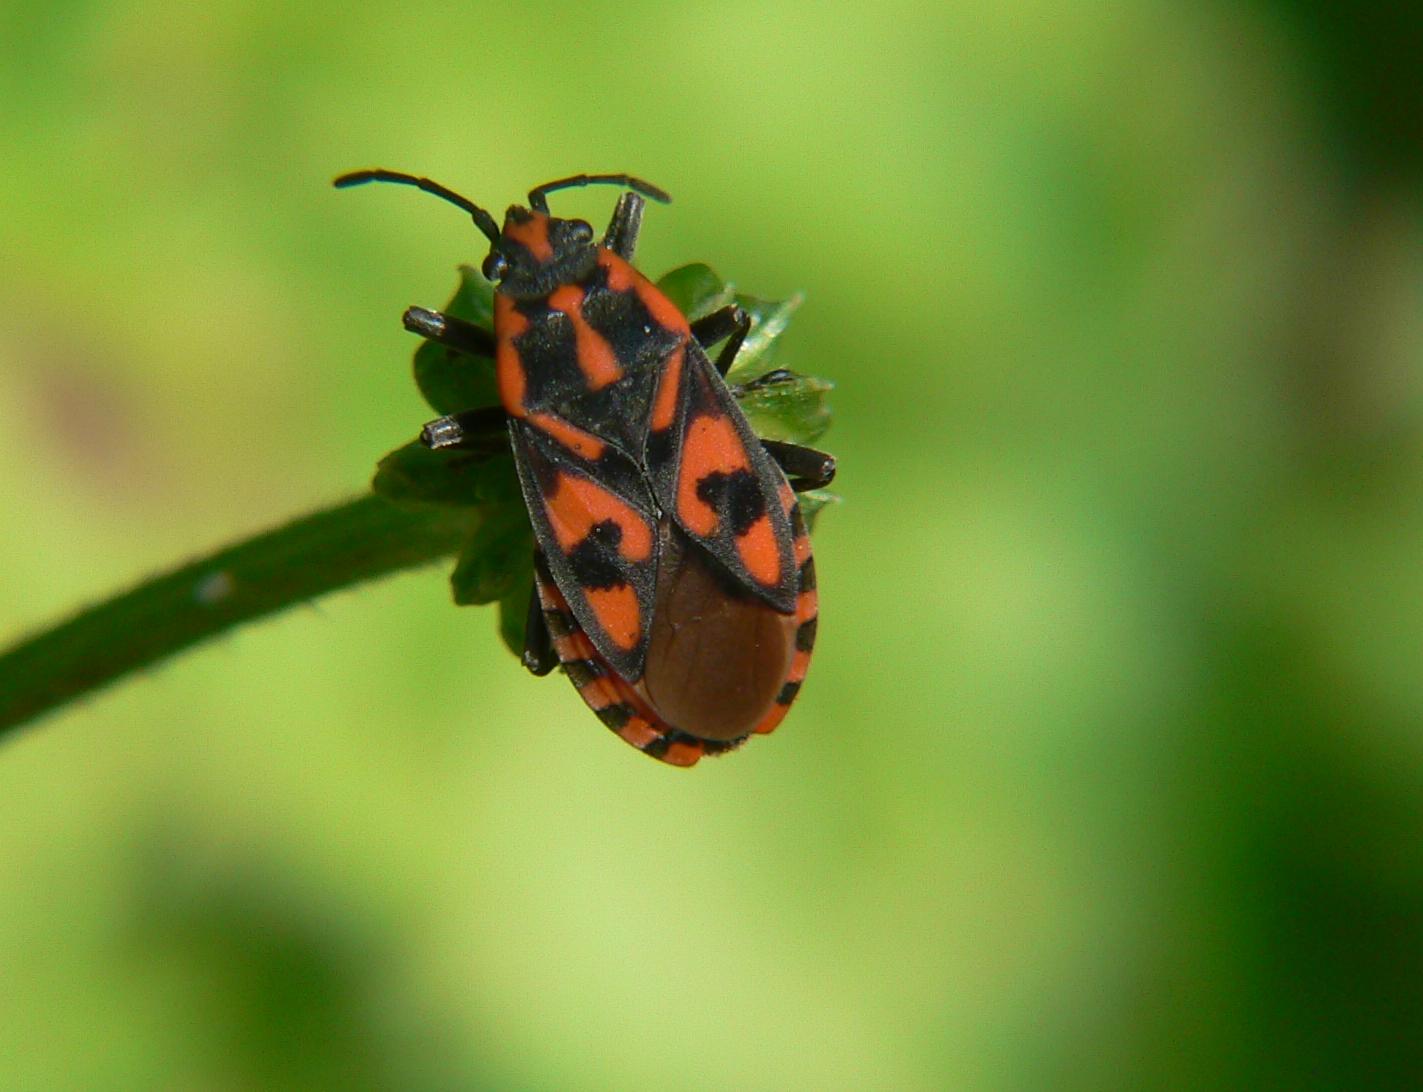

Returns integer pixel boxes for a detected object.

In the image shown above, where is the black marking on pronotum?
[582,275,683,368]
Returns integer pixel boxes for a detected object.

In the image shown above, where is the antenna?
[527,173,671,213]
[333,169,501,244]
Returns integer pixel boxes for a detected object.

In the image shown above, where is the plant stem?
[0,494,471,739]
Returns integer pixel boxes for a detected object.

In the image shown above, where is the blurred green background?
[4,2,1423,1088]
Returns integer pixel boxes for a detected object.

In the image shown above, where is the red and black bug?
[336,169,834,765]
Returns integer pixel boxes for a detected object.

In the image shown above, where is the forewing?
[509,418,659,681]
[647,342,798,614]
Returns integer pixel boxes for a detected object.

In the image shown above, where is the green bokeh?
[4,2,1423,1088]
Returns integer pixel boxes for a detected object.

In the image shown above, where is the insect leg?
[403,306,496,358]
[420,407,507,452]
[602,192,645,260]
[521,571,558,676]
[689,306,751,376]
[730,368,801,395]
[760,439,837,491]
[689,305,742,347]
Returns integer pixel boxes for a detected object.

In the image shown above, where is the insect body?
[336,170,834,765]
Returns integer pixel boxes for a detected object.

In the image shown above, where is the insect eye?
[482,251,509,281]
[568,220,594,245]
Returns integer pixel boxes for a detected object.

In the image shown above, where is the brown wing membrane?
[647,343,798,614]
[509,419,660,681]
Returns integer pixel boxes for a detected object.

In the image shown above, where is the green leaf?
[655,263,803,379]
[450,506,535,606]
[497,559,537,659]
[796,489,840,532]
[725,291,803,381]
[372,442,521,508]
[735,374,834,447]
[413,265,499,415]
[445,263,496,328]
[655,263,736,320]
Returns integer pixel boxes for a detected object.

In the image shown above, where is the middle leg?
[403,306,496,358]
[761,439,836,492]
[420,406,507,452]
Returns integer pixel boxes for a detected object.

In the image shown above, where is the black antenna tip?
[333,170,379,189]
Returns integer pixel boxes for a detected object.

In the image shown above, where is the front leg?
[602,192,645,261]
[689,305,752,376]
[403,306,496,358]
[731,368,800,395]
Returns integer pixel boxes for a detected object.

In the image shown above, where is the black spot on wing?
[696,468,767,537]
[565,519,629,590]
[512,420,657,681]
